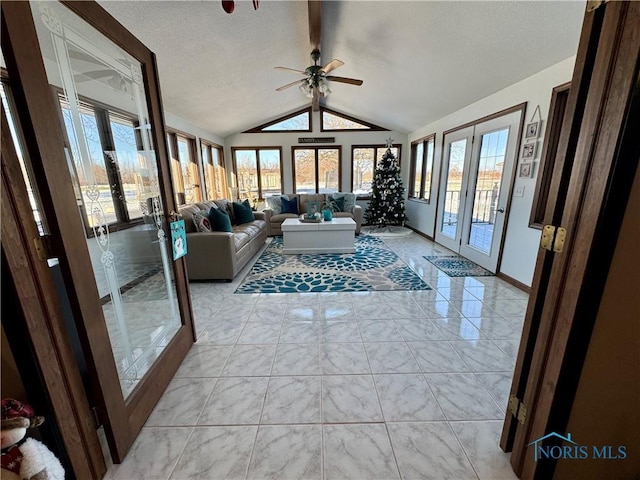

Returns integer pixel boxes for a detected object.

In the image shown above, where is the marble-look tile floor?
[106,233,526,480]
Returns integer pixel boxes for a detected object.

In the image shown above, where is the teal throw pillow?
[266,196,282,215]
[232,200,255,224]
[208,206,232,232]
[281,196,299,214]
[330,193,356,212]
[330,196,345,212]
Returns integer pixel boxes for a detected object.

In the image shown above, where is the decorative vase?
[322,208,333,221]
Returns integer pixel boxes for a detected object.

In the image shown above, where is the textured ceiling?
[98,1,585,138]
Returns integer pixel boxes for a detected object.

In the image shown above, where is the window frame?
[243,107,313,133]
[166,129,201,206]
[231,146,284,200]
[200,139,228,200]
[409,134,436,203]
[350,144,402,199]
[56,92,148,236]
[291,145,343,194]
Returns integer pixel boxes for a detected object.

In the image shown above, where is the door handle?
[497,208,505,213]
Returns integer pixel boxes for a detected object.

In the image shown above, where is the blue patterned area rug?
[423,255,495,277]
[236,235,432,293]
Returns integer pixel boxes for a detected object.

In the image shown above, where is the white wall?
[407,57,576,286]
[224,110,408,196]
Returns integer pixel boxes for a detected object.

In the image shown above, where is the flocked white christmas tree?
[364,138,407,229]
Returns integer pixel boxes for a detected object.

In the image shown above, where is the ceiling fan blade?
[321,59,344,74]
[274,66,306,74]
[326,75,364,86]
[308,0,322,52]
[276,79,305,92]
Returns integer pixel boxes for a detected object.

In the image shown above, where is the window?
[167,131,201,205]
[351,144,402,198]
[200,140,228,200]
[409,135,435,202]
[59,95,152,230]
[292,147,341,194]
[320,107,388,132]
[244,108,312,133]
[232,147,283,201]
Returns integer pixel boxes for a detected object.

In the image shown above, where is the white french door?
[435,110,521,272]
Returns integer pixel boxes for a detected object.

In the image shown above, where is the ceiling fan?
[274,0,363,110]
[275,49,363,99]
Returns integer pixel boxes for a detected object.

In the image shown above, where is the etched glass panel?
[31,0,182,398]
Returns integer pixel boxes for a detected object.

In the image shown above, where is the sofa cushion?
[281,196,299,214]
[232,231,251,251]
[330,193,356,212]
[233,199,255,224]
[266,196,283,215]
[192,210,212,232]
[209,206,232,232]
[269,213,299,223]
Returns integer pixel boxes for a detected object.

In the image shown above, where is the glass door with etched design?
[3,0,195,462]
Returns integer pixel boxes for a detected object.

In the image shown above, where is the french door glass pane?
[235,150,259,200]
[352,148,374,195]
[441,139,467,238]
[318,148,339,193]
[294,148,315,194]
[414,142,424,197]
[467,129,508,253]
[31,0,182,398]
[259,149,281,198]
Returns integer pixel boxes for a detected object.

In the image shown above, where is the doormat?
[236,235,432,293]
[423,255,495,277]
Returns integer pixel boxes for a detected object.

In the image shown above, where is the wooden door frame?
[1,107,107,479]
[1,0,195,462]
[501,2,640,478]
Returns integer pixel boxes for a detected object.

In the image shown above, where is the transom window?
[232,147,283,201]
[200,140,227,200]
[244,108,312,133]
[292,147,341,194]
[351,144,402,198]
[409,135,435,202]
[320,107,387,132]
[167,130,201,205]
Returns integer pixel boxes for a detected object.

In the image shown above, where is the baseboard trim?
[407,225,434,241]
[497,272,531,293]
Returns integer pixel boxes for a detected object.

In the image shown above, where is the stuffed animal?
[0,399,64,480]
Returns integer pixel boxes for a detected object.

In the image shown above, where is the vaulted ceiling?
[98,1,585,138]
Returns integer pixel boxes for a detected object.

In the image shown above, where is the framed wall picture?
[519,162,533,178]
[525,121,540,139]
[522,142,536,160]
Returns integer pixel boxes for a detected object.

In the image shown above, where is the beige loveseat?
[178,200,267,281]
[263,194,362,236]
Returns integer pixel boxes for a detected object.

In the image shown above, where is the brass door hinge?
[541,225,567,253]
[587,0,609,13]
[33,235,54,261]
[553,227,567,253]
[540,225,555,251]
[508,394,527,424]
